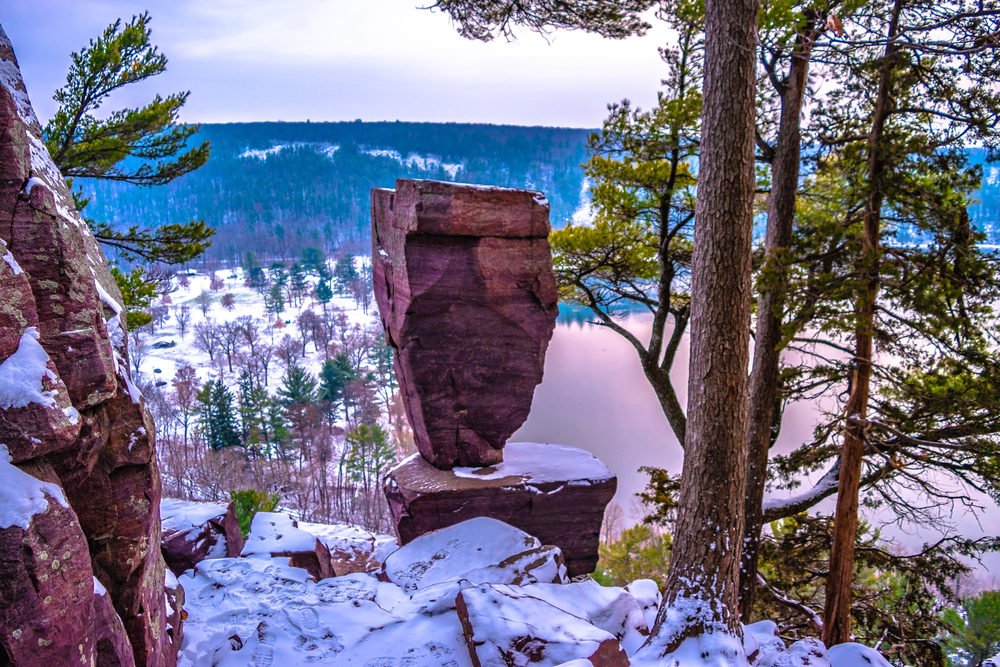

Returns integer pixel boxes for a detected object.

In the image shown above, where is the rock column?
[373,179,616,576]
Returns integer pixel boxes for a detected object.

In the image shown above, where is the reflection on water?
[513,308,686,514]
[512,306,998,573]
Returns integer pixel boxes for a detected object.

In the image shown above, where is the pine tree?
[196,379,241,451]
[277,365,317,408]
[44,12,213,264]
[319,353,357,422]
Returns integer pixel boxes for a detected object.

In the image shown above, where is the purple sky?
[3,0,672,127]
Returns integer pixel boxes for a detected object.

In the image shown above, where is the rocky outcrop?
[160,497,244,576]
[371,180,559,469]
[297,520,397,577]
[379,517,568,593]
[385,442,616,577]
[0,25,176,666]
[241,512,334,581]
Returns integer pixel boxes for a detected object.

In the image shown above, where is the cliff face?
[0,24,177,667]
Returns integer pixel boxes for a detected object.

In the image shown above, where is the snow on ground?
[173,515,900,667]
[161,498,232,535]
[241,511,324,556]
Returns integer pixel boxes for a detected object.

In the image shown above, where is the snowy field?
[135,262,376,391]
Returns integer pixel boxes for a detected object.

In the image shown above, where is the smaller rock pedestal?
[384,442,616,577]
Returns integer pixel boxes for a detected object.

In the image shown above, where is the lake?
[512,308,999,577]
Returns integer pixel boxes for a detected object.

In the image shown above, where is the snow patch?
[93,576,107,596]
[0,327,58,409]
[242,511,320,555]
[452,442,614,484]
[0,444,68,530]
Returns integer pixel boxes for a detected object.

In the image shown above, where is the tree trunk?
[637,0,758,656]
[822,0,903,646]
[739,24,815,621]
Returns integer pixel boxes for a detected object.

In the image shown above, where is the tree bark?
[739,22,816,621]
[822,0,903,646]
[638,0,759,656]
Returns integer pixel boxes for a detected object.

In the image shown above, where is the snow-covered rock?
[298,520,397,575]
[625,579,662,630]
[177,557,403,666]
[161,497,244,576]
[985,652,1000,667]
[756,638,829,667]
[828,643,892,667]
[744,620,784,661]
[456,583,630,667]
[520,580,649,655]
[242,511,334,580]
[380,517,568,593]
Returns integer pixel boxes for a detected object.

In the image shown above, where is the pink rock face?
[371,180,558,469]
[0,25,176,667]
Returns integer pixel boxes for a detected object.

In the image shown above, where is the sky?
[2,0,674,128]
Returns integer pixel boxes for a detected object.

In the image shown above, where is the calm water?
[511,309,999,575]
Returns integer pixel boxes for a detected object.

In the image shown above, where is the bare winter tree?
[193,319,220,362]
[175,304,191,339]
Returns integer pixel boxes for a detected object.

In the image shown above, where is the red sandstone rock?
[371,180,558,469]
[0,26,176,667]
[160,497,245,576]
[385,442,616,577]
[242,512,335,581]
[0,457,105,667]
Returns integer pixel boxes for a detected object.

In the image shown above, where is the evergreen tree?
[942,592,1000,667]
[333,255,358,295]
[319,352,358,422]
[277,365,317,408]
[196,379,241,451]
[44,12,213,264]
[344,423,396,496]
[289,261,308,305]
[300,246,326,275]
[315,279,334,312]
[264,284,285,317]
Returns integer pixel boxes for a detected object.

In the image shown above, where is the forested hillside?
[76,121,592,265]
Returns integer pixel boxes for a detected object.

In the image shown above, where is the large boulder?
[371,179,559,469]
[456,583,630,667]
[379,517,568,594]
[160,497,244,576]
[520,580,649,655]
[241,511,334,581]
[385,442,616,577]
[298,520,397,576]
[0,25,176,666]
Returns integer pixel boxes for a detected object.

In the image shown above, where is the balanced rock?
[160,497,245,576]
[371,179,558,469]
[241,512,334,581]
[385,443,616,577]
[456,583,630,667]
[0,26,176,666]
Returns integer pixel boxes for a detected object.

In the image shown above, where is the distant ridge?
[77,121,595,266]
